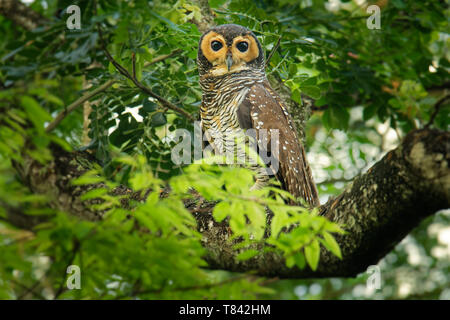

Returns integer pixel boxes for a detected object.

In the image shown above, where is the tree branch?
[0,0,48,30]
[45,49,184,133]
[189,0,216,33]
[265,36,281,68]
[114,274,252,300]
[8,129,449,278]
[45,80,115,133]
[425,94,450,128]
[97,25,194,121]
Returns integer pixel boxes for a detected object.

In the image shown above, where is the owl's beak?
[226,54,233,71]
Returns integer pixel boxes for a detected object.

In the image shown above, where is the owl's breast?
[201,86,250,133]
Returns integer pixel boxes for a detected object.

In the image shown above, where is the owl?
[197,24,319,207]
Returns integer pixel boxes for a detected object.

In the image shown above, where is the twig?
[267,52,289,75]
[426,82,450,92]
[114,274,253,299]
[259,277,279,286]
[311,104,329,112]
[265,36,281,68]
[425,94,450,128]
[45,80,115,133]
[131,52,136,79]
[317,177,353,185]
[144,49,182,66]
[11,279,47,300]
[97,25,194,121]
[45,49,184,133]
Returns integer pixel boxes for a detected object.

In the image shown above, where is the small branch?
[311,104,329,112]
[131,52,136,79]
[17,279,41,299]
[144,49,183,66]
[45,80,115,133]
[11,279,46,300]
[115,274,252,299]
[317,177,353,185]
[0,0,48,30]
[45,49,184,133]
[426,82,450,92]
[425,94,450,128]
[97,25,194,121]
[265,36,281,68]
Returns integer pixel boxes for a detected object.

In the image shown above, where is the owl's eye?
[236,41,249,52]
[211,41,223,51]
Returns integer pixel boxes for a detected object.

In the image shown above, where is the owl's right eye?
[211,41,223,51]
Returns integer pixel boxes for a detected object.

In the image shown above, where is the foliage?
[0,0,448,299]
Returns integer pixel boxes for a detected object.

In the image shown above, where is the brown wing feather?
[237,82,319,207]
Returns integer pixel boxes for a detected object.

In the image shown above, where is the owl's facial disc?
[200,31,260,77]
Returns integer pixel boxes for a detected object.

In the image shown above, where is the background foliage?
[0,0,448,299]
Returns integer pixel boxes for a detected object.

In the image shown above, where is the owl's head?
[197,24,265,78]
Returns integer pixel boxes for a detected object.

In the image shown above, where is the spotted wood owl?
[197,24,319,207]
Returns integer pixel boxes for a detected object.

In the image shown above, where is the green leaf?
[293,251,306,269]
[324,221,346,234]
[300,85,321,99]
[151,112,167,127]
[321,232,342,259]
[363,104,378,121]
[291,88,302,104]
[237,249,259,261]
[305,239,320,271]
[108,61,116,74]
[72,171,105,185]
[213,201,230,222]
[270,208,289,238]
[209,0,227,8]
[21,96,52,132]
[130,172,153,191]
[323,106,350,130]
[142,98,157,113]
[80,188,108,201]
[286,255,295,268]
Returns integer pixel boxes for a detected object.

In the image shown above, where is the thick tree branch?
[8,129,449,278]
[0,0,48,30]
[189,0,216,33]
[194,129,449,278]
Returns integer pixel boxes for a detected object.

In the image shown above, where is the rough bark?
[192,129,450,277]
[190,0,216,33]
[8,129,449,278]
[0,0,48,30]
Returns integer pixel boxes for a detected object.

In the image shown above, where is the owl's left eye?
[236,41,249,52]
[211,41,223,51]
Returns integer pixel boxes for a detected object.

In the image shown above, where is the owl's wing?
[236,82,319,207]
